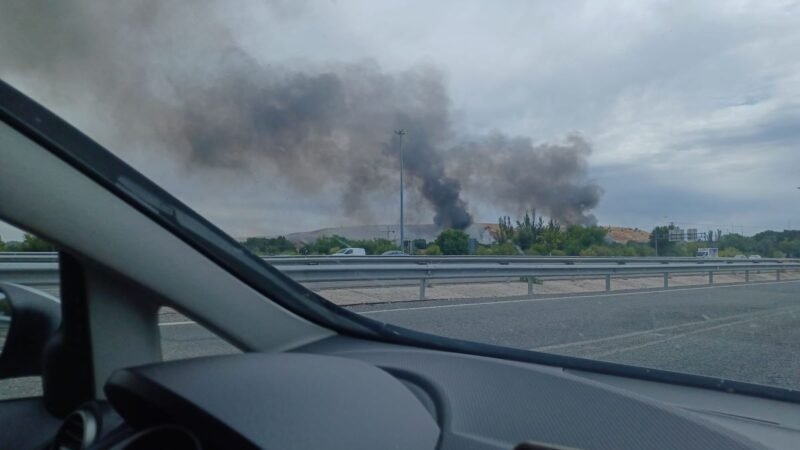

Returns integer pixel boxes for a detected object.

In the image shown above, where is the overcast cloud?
[2,0,800,241]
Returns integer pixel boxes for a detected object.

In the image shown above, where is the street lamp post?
[653,222,660,257]
[395,129,407,252]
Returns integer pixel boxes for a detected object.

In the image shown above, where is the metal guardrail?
[268,255,799,265]
[0,262,59,288]
[2,253,799,300]
[2,252,798,265]
[0,253,60,263]
[280,261,799,298]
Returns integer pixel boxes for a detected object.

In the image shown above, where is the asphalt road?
[347,279,800,391]
[157,279,800,391]
[3,280,798,400]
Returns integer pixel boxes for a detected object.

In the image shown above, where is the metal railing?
[2,252,797,265]
[2,253,798,300]
[268,255,797,265]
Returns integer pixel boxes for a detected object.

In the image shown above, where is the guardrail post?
[663,273,669,289]
[777,270,781,281]
[708,271,713,285]
[745,270,750,283]
[419,279,427,300]
[527,277,534,296]
[605,274,611,292]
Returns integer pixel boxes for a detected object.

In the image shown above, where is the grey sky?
[2,0,800,241]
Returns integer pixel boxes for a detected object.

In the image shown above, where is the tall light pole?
[655,215,669,257]
[395,129,407,252]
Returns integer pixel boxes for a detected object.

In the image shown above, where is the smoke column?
[0,1,602,228]
[452,134,603,224]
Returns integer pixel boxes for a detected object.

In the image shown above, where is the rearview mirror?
[0,282,60,379]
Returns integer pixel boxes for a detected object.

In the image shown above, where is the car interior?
[1,80,799,449]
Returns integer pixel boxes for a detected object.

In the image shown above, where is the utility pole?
[395,129,407,252]
[655,232,658,257]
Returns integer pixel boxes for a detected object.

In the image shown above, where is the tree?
[497,216,513,244]
[563,225,607,255]
[435,229,469,255]
[532,218,562,254]
[650,225,676,256]
[514,211,538,250]
[778,239,800,258]
[6,234,55,252]
[718,233,753,253]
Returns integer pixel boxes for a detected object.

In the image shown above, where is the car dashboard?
[49,338,797,450]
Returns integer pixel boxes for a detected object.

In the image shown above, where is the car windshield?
[2,1,800,394]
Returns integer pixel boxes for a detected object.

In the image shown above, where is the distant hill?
[279,223,498,245]
[250,224,650,246]
[605,227,650,244]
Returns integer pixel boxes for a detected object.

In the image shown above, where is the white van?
[333,247,366,256]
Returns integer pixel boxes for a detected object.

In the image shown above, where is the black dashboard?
[47,336,797,449]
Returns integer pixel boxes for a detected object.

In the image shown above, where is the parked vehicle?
[333,247,366,256]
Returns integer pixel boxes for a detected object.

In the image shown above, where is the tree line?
[186,221,800,257]
[5,222,800,258]
[0,234,55,252]
[240,233,433,256]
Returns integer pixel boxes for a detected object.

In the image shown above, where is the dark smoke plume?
[451,134,603,225]
[0,1,602,229]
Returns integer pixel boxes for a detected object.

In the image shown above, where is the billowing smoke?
[452,134,603,225]
[0,1,601,229]
[169,54,473,228]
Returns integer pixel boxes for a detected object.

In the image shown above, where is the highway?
[3,280,799,400]
[345,280,800,391]
[157,279,800,391]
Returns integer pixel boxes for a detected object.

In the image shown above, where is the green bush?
[476,242,517,255]
[347,238,396,255]
[301,235,349,255]
[719,248,741,257]
[435,229,470,255]
[243,236,296,255]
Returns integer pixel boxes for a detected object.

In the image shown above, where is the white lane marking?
[587,307,800,358]
[159,320,195,326]
[533,306,799,352]
[357,279,800,315]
